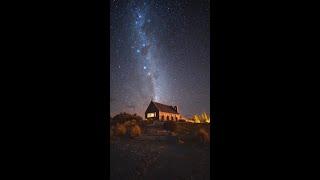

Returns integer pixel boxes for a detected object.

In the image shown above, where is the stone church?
[145,100,181,121]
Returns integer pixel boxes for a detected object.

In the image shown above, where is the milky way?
[110,0,210,117]
[130,1,160,101]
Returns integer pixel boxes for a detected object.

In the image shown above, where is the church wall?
[159,112,181,121]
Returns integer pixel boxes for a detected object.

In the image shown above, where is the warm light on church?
[147,112,156,118]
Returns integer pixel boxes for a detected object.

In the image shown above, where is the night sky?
[110,0,210,118]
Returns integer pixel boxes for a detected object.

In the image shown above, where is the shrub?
[123,119,139,129]
[163,121,178,132]
[141,119,153,127]
[124,120,132,127]
[111,112,143,126]
[114,123,127,137]
[197,128,210,144]
[129,124,141,138]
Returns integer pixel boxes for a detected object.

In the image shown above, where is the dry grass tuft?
[129,124,141,138]
[197,128,210,144]
[114,123,127,137]
[123,121,131,127]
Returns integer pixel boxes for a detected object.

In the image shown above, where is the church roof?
[151,101,179,114]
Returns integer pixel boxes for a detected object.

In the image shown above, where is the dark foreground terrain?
[110,126,210,180]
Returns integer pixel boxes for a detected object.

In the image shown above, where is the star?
[110,0,210,118]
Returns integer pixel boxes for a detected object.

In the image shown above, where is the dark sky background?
[110,0,210,118]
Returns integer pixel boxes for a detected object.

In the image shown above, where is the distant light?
[138,15,142,18]
[143,66,147,70]
[142,43,146,47]
[147,72,151,76]
[136,49,140,53]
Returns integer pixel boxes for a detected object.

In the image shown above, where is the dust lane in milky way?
[110,0,210,117]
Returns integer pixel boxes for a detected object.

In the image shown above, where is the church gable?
[145,101,158,113]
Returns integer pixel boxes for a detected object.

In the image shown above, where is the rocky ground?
[110,127,210,180]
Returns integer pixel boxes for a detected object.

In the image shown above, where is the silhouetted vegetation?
[142,119,154,125]
[111,112,143,126]
[110,113,143,138]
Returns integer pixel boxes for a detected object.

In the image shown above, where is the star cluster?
[110,0,210,118]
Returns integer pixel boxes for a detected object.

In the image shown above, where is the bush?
[123,119,140,129]
[163,121,178,132]
[129,124,141,138]
[197,128,210,144]
[114,123,127,137]
[124,120,132,127]
[143,119,153,125]
[111,112,143,126]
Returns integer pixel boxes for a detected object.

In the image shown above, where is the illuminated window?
[147,112,156,118]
